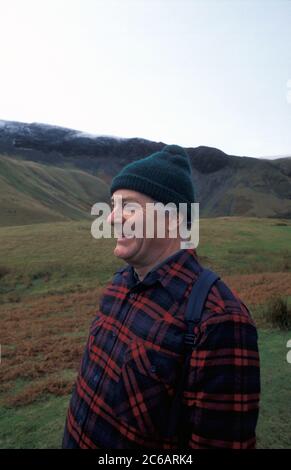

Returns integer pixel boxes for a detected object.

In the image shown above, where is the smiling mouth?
[117,235,135,240]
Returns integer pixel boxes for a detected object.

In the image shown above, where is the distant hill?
[0,154,109,226]
[0,119,291,226]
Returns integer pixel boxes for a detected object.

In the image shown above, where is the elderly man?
[62,144,260,449]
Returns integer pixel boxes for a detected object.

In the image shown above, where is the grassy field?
[0,217,291,448]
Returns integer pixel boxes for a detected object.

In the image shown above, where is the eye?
[122,203,137,216]
[123,203,137,210]
[110,201,141,214]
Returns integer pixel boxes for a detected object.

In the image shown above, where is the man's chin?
[113,239,136,260]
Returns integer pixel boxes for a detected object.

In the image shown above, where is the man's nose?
[107,206,124,225]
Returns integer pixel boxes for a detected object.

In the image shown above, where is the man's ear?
[167,209,185,235]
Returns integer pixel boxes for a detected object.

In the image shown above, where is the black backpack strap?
[184,268,220,351]
[165,268,220,446]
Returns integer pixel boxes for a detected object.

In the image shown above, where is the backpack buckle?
[184,332,197,350]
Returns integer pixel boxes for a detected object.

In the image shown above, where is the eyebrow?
[110,197,138,204]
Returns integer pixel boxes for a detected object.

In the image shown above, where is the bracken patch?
[1,272,291,406]
[0,287,102,405]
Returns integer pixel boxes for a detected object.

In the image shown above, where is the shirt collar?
[113,248,203,302]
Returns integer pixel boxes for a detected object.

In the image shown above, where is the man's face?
[107,189,173,264]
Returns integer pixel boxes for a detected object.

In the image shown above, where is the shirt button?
[150,365,157,373]
[129,292,135,299]
[111,331,116,338]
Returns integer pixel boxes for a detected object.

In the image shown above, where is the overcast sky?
[0,0,291,158]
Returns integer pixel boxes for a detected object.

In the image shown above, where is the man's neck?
[133,245,183,281]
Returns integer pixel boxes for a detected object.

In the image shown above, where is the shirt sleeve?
[183,310,261,449]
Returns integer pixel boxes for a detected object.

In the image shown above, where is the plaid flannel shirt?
[62,248,260,449]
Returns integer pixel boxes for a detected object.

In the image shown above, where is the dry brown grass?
[0,287,103,407]
[224,272,291,305]
[1,271,291,407]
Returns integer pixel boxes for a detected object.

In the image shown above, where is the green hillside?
[194,157,291,218]
[1,121,291,222]
[0,155,110,226]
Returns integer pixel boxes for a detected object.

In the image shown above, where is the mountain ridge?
[0,119,291,225]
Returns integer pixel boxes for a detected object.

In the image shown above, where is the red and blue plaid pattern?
[62,248,260,449]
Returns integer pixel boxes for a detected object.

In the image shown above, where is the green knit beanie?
[110,144,195,227]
